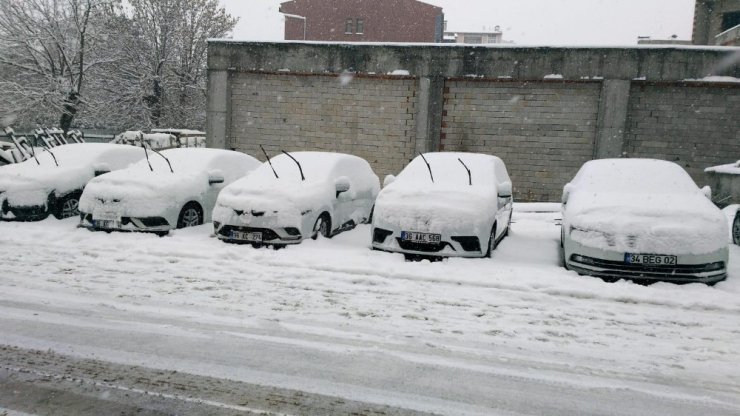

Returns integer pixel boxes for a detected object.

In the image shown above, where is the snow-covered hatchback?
[0,143,144,221]
[561,159,729,284]
[371,152,513,259]
[213,151,380,246]
[79,148,260,235]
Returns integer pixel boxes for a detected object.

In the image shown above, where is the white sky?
[219,0,696,46]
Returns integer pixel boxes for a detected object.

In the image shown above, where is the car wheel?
[312,213,331,239]
[485,223,497,258]
[733,210,740,246]
[177,202,203,229]
[54,193,81,219]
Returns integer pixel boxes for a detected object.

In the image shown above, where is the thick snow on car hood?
[375,153,503,234]
[216,152,378,227]
[79,148,258,217]
[565,159,728,255]
[0,144,142,207]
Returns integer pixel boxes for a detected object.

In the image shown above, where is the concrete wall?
[208,41,740,201]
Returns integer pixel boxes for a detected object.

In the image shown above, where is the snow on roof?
[393,152,508,190]
[571,158,699,194]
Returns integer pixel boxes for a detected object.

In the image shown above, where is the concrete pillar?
[594,80,631,159]
[692,1,715,45]
[414,76,445,154]
[206,70,229,149]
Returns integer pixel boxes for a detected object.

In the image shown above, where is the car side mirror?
[498,181,512,198]
[93,163,111,177]
[208,170,225,185]
[701,185,712,199]
[335,176,351,196]
[562,183,573,205]
[383,174,396,187]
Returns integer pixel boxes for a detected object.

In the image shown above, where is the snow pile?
[215,152,379,228]
[564,159,728,255]
[113,131,175,149]
[0,144,143,208]
[705,160,740,175]
[375,153,509,235]
[79,148,259,218]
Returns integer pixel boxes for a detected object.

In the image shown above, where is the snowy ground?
[1,205,739,415]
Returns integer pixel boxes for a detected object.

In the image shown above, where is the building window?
[721,11,740,32]
[345,18,353,34]
[356,19,364,34]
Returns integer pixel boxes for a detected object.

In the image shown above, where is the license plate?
[231,230,262,242]
[93,210,121,222]
[624,253,677,266]
[94,219,120,229]
[401,231,441,244]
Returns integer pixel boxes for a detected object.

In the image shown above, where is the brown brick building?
[279,0,444,42]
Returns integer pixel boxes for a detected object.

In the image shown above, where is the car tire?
[485,222,497,258]
[53,192,81,219]
[312,213,332,239]
[177,202,203,229]
[733,210,740,246]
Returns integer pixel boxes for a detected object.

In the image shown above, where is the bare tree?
[0,0,119,130]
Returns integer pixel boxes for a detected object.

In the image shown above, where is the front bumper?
[1,199,49,221]
[371,226,486,258]
[214,222,303,245]
[79,212,172,234]
[564,239,727,284]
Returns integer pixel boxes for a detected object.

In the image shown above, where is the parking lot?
[1,205,740,415]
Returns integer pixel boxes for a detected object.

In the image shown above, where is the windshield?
[574,159,700,194]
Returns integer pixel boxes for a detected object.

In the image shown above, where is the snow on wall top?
[705,160,740,175]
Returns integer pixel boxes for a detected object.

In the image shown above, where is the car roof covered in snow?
[130,147,259,173]
[570,158,699,194]
[393,152,510,189]
[247,151,374,184]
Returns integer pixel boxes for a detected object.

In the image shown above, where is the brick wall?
[624,83,740,186]
[441,81,601,201]
[229,73,418,178]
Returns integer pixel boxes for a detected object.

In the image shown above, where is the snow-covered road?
[1,206,739,415]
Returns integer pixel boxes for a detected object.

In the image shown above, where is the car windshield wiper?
[260,144,279,178]
[281,150,305,181]
[139,136,173,173]
[458,158,471,186]
[419,152,434,183]
[150,147,174,173]
[44,147,59,167]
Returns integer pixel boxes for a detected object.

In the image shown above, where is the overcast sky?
[219,0,696,46]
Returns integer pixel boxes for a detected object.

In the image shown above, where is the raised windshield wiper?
[281,150,305,181]
[139,134,173,173]
[260,144,279,178]
[458,158,471,186]
[419,152,434,183]
[44,147,59,167]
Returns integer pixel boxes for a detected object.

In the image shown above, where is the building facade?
[279,0,444,42]
[444,28,504,44]
[693,0,740,46]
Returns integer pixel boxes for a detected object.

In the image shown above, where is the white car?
[561,158,728,284]
[371,152,513,258]
[79,148,260,235]
[0,143,144,221]
[213,151,379,245]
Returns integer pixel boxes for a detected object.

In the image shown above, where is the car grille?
[373,228,393,243]
[451,236,481,252]
[570,255,725,279]
[218,225,280,241]
[9,205,47,219]
[396,238,454,253]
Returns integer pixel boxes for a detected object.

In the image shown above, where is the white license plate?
[231,230,262,242]
[94,219,120,229]
[401,231,441,244]
[93,210,121,222]
[624,253,677,266]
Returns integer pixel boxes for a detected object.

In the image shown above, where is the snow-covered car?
[561,159,728,284]
[213,151,379,245]
[78,148,260,235]
[371,152,513,258]
[0,143,144,221]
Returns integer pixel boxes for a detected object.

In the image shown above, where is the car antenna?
[458,158,471,185]
[419,152,434,183]
[150,147,174,173]
[281,150,305,181]
[260,144,279,178]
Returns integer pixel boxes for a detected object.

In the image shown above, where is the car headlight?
[570,226,616,247]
